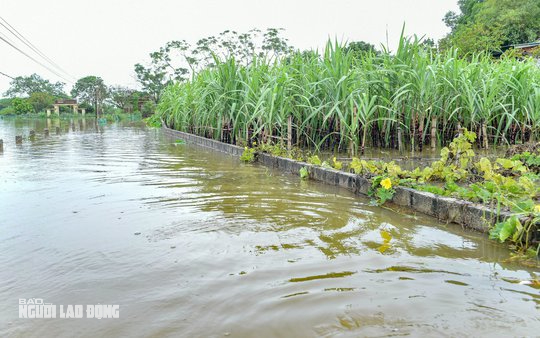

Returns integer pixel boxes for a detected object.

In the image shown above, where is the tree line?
[0,74,155,117]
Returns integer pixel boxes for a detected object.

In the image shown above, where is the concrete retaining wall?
[163,126,511,233]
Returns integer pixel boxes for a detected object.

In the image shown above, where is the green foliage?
[0,106,16,115]
[71,76,108,114]
[299,167,309,180]
[334,131,539,252]
[307,155,322,166]
[511,152,540,173]
[28,92,54,113]
[423,130,477,182]
[369,176,395,205]
[145,114,162,128]
[0,98,12,110]
[332,157,343,170]
[140,100,156,118]
[135,28,293,102]
[442,0,540,54]
[490,216,521,242]
[345,41,378,58]
[4,73,66,98]
[240,147,256,163]
[11,97,33,114]
[109,86,145,112]
[416,184,447,196]
[257,142,288,157]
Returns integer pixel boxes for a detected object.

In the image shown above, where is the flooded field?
[0,118,538,337]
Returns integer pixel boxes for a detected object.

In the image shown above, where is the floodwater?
[0,117,538,337]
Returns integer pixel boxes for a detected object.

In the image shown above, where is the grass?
[157,34,540,156]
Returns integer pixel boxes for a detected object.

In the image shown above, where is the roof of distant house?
[512,41,540,49]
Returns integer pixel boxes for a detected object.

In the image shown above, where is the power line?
[0,16,76,81]
[0,71,14,79]
[0,34,73,84]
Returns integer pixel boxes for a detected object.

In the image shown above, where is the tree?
[345,41,378,56]
[134,47,186,104]
[134,28,294,103]
[0,98,12,111]
[4,73,65,98]
[28,92,55,113]
[109,86,137,111]
[441,0,540,54]
[71,76,108,116]
[443,0,483,32]
[11,97,33,114]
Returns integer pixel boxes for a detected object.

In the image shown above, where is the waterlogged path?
[0,118,538,337]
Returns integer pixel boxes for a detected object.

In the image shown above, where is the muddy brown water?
[0,117,538,337]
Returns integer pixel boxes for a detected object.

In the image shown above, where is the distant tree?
[442,0,483,32]
[109,86,137,111]
[11,97,33,114]
[4,73,65,98]
[192,28,293,66]
[441,0,540,54]
[140,100,156,118]
[261,28,294,60]
[420,38,436,49]
[71,76,108,116]
[27,92,55,113]
[134,28,294,103]
[134,41,189,103]
[0,98,12,111]
[345,41,378,56]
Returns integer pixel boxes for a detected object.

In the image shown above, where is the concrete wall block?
[276,157,289,172]
[410,190,438,217]
[257,153,270,165]
[337,173,355,191]
[325,170,337,186]
[460,204,494,233]
[291,161,305,174]
[357,176,371,195]
[280,157,295,173]
[436,196,466,224]
[392,187,413,207]
[312,166,326,182]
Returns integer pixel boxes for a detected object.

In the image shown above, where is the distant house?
[47,99,85,116]
[494,41,540,58]
[511,41,540,55]
[55,99,78,105]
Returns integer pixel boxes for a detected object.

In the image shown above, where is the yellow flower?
[534,205,540,213]
[380,178,392,190]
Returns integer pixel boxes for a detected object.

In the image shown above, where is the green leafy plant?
[299,167,309,180]
[307,155,322,166]
[332,157,343,170]
[512,152,540,174]
[145,114,162,128]
[369,176,395,205]
[240,147,256,163]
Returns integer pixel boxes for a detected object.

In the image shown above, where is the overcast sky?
[0,0,458,95]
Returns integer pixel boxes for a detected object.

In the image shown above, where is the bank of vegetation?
[156,35,540,258]
[158,36,540,154]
